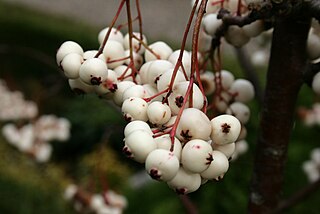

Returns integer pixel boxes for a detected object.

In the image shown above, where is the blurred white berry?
[229,79,255,103]
[226,102,251,124]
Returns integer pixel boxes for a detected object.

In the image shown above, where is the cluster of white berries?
[123,112,243,194]
[0,79,71,162]
[64,184,127,214]
[196,0,265,50]
[302,148,320,182]
[55,0,261,193]
[0,79,38,120]
[2,115,71,163]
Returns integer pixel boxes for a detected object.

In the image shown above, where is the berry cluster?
[197,0,265,50]
[0,79,38,120]
[56,0,260,194]
[64,184,127,214]
[302,148,320,182]
[0,79,70,162]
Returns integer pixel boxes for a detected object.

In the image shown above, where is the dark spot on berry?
[124,114,132,122]
[221,123,231,133]
[90,77,102,85]
[154,76,160,84]
[109,83,118,92]
[122,146,133,158]
[175,96,184,108]
[206,153,213,165]
[149,168,161,180]
[180,130,192,141]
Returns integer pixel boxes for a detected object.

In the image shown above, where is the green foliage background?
[0,1,320,213]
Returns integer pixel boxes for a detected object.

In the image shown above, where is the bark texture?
[248,14,311,213]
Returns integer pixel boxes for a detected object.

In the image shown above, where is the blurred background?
[0,0,320,213]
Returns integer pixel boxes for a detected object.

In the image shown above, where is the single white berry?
[144,41,173,62]
[229,79,255,103]
[213,91,232,112]
[34,143,52,163]
[56,41,83,65]
[226,102,251,124]
[168,81,204,115]
[200,150,229,180]
[307,33,320,60]
[122,84,147,102]
[147,101,171,125]
[60,53,83,79]
[202,13,223,36]
[181,139,213,173]
[98,27,124,45]
[64,184,78,201]
[147,60,174,88]
[122,97,148,122]
[145,149,180,181]
[79,58,108,85]
[217,70,235,90]
[200,71,216,95]
[83,50,106,61]
[176,108,212,142]
[102,40,126,69]
[124,120,153,137]
[124,129,157,163]
[90,194,105,211]
[312,72,320,94]
[210,114,241,145]
[311,148,320,165]
[112,81,136,106]
[167,167,201,194]
[138,61,153,84]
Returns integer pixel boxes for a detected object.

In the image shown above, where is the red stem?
[95,0,126,58]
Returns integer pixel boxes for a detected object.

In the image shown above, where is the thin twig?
[272,178,320,213]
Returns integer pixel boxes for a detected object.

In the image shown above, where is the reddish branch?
[248,13,311,213]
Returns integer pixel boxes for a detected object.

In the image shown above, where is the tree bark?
[248,14,311,213]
